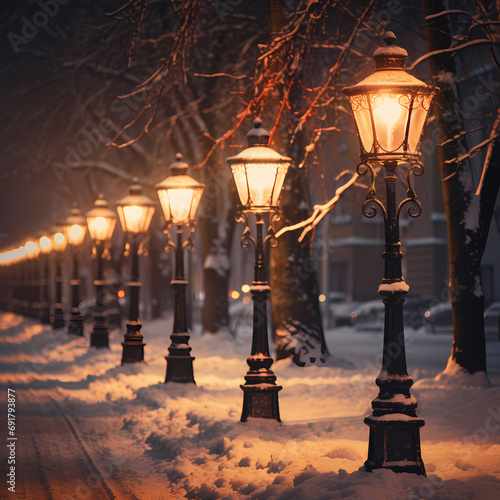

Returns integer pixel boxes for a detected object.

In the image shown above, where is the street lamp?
[63,203,87,336]
[116,179,155,364]
[227,118,291,422]
[51,227,67,329]
[38,234,52,323]
[155,153,204,383]
[86,194,117,348]
[342,32,437,475]
[24,240,40,317]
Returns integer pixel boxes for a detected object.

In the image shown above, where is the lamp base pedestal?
[240,385,282,422]
[68,309,84,336]
[165,355,195,384]
[364,415,425,475]
[39,300,50,324]
[90,312,110,348]
[121,323,145,364]
[52,304,65,329]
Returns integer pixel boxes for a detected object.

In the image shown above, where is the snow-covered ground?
[1,311,500,499]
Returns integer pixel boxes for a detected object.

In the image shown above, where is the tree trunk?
[270,162,329,366]
[423,0,500,374]
[200,160,237,334]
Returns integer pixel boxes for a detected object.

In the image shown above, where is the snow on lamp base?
[364,415,425,475]
[240,384,282,422]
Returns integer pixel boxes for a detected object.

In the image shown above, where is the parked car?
[328,300,361,326]
[423,301,453,334]
[484,301,500,337]
[351,300,385,331]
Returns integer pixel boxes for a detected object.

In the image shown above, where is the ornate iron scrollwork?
[183,223,197,252]
[162,222,176,253]
[236,211,256,250]
[356,162,387,221]
[397,161,424,220]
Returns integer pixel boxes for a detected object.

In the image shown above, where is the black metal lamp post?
[51,227,67,329]
[38,234,52,323]
[116,179,155,364]
[155,153,204,384]
[342,32,437,475]
[227,119,291,422]
[86,195,117,348]
[63,204,87,336]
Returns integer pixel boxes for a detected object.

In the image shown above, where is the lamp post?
[51,227,67,329]
[116,179,155,364]
[38,234,52,323]
[63,204,87,336]
[24,241,40,317]
[227,119,291,422]
[155,153,204,383]
[342,32,437,475]
[86,195,117,348]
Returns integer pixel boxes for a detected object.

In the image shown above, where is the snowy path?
[15,390,121,500]
[1,312,500,499]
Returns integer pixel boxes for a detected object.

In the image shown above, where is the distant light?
[54,232,65,244]
[351,312,358,320]
[242,295,251,304]
[241,284,250,293]
[40,236,51,252]
[318,294,326,303]
[230,290,240,300]
[25,241,37,254]
[117,289,126,299]
[424,310,431,318]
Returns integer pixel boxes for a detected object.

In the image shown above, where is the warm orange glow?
[157,187,202,226]
[24,241,38,256]
[229,290,240,300]
[87,216,116,242]
[39,236,52,254]
[318,294,326,303]
[241,284,250,293]
[117,204,155,235]
[67,224,86,246]
[52,232,67,253]
[117,289,126,299]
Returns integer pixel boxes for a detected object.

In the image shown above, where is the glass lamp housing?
[52,229,67,253]
[39,236,52,254]
[155,153,205,226]
[227,119,291,213]
[342,32,437,163]
[86,195,117,243]
[25,240,40,258]
[116,180,155,235]
[63,203,87,247]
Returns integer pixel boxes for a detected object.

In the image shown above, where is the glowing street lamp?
[342,32,437,475]
[86,195,117,348]
[227,119,291,422]
[38,234,52,323]
[51,227,67,329]
[63,203,87,337]
[155,153,204,383]
[116,179,155,364]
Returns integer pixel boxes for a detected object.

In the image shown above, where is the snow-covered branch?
[408,39,498,70]
[475,108,500,195]
[275,171,358,242]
